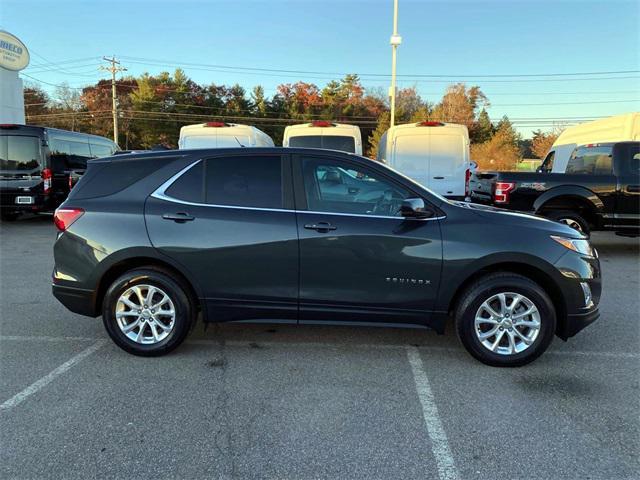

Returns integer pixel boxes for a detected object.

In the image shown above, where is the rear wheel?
[102,268,195,356]
[545,210,590,235]
[455,273,556,367]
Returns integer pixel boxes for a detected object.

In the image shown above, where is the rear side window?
[566,145,613,175]
[50,137,92,170]
[616,142,640,176]
[89,143,117,158]
[165,161,204,203]
[205,155,283,208]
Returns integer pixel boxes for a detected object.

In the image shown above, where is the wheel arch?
[94,253,202,318]
[533,187,603,227]
[445,261,567,338]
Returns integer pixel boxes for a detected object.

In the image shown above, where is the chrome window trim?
[151,159,443,221]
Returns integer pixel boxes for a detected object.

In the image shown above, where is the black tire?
[545,210,590,235]
[455,272,556,367]
[1,212,19,222]
[102,268,195,356]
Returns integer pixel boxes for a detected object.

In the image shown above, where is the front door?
[145,153,299,323]
[614,142,640,229]
[293,154,442,326]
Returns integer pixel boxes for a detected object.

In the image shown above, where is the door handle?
[627,185,640,193]
[433,176,445,180]
[162,212,195,223]
[304,222,337,232]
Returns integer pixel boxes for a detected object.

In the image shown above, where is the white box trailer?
[377,121,470,199]
[540,112,640,173]
[178,122,274,149]
[283,121,362,155]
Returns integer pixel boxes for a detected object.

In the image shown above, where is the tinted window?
[49,137,92,170]
[289,135,356,153]
[616,142,640,176]
[541,151,555,171]
[165,161,204,203]
[566,145,613,175]
[0,135,42,171]
[89,143,116,158]
[302,157,410,216]
[205,155,283,208]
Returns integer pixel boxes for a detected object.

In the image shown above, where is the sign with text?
[0,31,29,71]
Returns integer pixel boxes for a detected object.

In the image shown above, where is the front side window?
[566,145,613,175]
[302,157,410,217]
[205,155,283,208]
[541,151,555,171]
[0,135,42,172]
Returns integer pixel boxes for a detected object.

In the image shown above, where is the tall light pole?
[389,0,402,127]
[100,56,127,145]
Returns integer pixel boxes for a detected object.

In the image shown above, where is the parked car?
[52,148,600,367]
[178,122,274,149]
[283,121,363,155]
[537,112,640,174]
[0,124,119,220]
[470,141,640,236]
[376,121,471,200]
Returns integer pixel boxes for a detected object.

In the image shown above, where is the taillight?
[54,208,84,231]
[494,182,516,204]
[465,168,471,196]
[41,168,52,194]
[68,175,73,190]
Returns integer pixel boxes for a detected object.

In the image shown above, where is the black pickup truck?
[469,141,640,235]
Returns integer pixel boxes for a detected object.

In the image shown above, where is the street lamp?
[389,0,402,127]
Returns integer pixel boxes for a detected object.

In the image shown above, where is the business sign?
[0,31,29,71]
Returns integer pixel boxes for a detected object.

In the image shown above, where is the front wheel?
[455,273,556,367]
[102,268,195,356]
[545,210,590,235]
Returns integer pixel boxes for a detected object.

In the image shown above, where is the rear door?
[0,129,45,208]
[293,153,442,326]
[428,128,466,197]
[613,142,640,228]
[145,153,299,323]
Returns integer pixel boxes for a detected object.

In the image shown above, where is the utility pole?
[389,0,402,127]
[100,56,127,145]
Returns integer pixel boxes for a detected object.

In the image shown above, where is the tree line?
[23,69,560,170]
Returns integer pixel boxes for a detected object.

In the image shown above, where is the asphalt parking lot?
[1,215,638,480]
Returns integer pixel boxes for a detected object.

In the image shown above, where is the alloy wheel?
[115,284,176,344]
[558,217,583,233]
[474,292,541,355]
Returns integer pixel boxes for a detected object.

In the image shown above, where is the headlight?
[550,235,596,257]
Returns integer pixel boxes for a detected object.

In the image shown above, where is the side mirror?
[400,198,433,219]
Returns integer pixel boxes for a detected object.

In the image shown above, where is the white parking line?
[0,335,97,342]
[406,346,459,480]
[0,340,106,411]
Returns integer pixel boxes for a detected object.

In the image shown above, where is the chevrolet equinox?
[52,148,601,366]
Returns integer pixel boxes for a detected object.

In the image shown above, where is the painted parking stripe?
[406,345,459,480]
[0,340,106,411]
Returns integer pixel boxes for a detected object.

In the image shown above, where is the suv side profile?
[52,148,601,367]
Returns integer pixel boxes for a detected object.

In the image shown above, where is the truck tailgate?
[469,172,497,204]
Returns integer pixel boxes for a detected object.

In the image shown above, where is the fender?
[532,185,603,214]
[436,251,566,314]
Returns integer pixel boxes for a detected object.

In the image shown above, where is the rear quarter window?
[70,157,174,200]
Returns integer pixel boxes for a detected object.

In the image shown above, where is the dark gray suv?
[52,148,601,366]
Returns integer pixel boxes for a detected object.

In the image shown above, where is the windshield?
[289,135,356,153]
[0,135,42,173]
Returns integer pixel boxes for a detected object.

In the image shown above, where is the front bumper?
[52,284,98,317]
[560,307,600,339]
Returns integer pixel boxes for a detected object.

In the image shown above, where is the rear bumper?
[52,284,98,317]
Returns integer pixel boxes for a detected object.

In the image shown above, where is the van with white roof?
[538,113,640,173]
[178,122,274,149]
[283,121,362,155]
[377,121,471,199]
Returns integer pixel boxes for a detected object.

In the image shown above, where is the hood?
[450,201,586,239]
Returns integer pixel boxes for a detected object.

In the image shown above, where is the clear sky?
[2,0,639,137]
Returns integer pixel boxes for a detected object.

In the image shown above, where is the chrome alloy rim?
[474,292,541,355]
[115,284,175,344]
[558,218,583,232]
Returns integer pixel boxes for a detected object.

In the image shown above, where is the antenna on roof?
[234,136,246,148]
